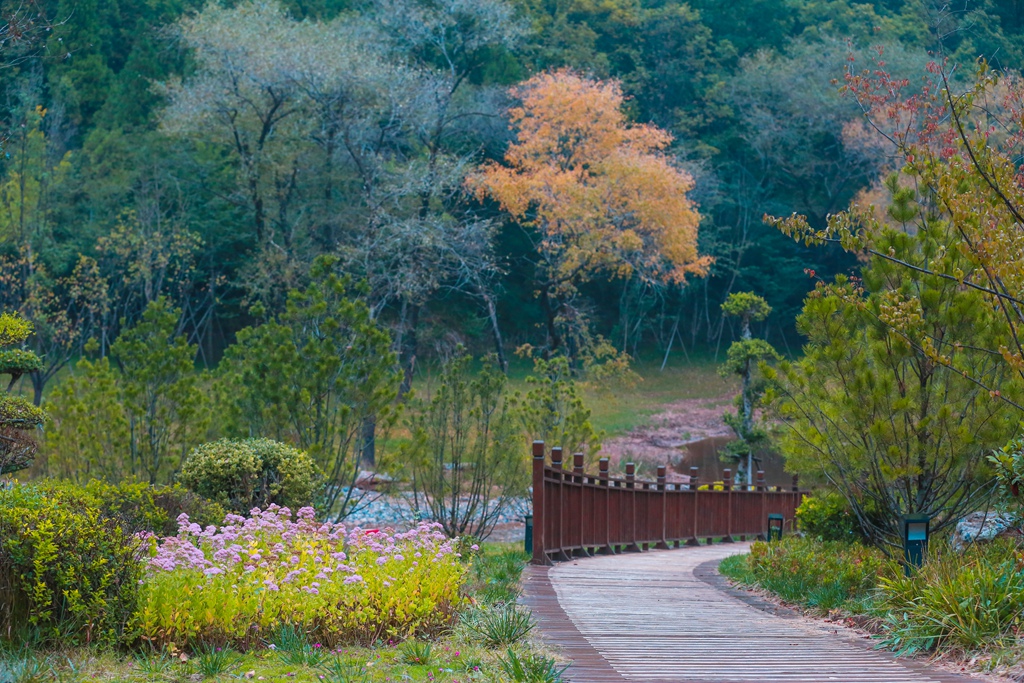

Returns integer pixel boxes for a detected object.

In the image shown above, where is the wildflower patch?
[134,505,467,648]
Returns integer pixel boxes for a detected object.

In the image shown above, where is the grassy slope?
[411,354,736,440]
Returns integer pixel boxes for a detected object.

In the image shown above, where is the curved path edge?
[522,547,986,683]
[521,564,627,682]
[689,558,981,683]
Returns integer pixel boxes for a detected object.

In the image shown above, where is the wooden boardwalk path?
[521,543,979,683]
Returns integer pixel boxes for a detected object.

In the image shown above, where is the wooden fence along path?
[522,544,975,683]
[531,441,803,565]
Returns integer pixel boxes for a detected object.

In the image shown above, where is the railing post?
[687,466,700,546]
[656,465,669,549]
[792,474,801,531]
[756,470,767,541]
[573,453,590,557]
[625,463,640,552]
[598,458,615,554]
[722,468,734,543]
[531,441,548,565]
[551,447,569,561]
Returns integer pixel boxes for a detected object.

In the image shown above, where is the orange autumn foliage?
[469,69,710,295]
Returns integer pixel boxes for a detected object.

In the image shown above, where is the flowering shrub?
[133,505,467,648]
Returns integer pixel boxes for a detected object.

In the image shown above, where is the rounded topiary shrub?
[179,438,320,513]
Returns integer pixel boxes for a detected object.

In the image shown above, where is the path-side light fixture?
[902,514,930,574]
[524,514,534,555]
[767,513,784,542]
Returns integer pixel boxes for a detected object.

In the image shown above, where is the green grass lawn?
[579,358,736,437]
[412,354,736,440]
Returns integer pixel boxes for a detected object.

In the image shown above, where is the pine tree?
[719,293,779,485]
[0,313,45,474]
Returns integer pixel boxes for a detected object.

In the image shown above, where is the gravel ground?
[343,491,530,544]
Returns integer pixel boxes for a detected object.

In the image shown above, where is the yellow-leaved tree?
[470,69,710,358]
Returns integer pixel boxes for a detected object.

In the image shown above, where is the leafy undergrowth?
[877,540,1024,658]
[730,537,892,614]
[0,544,567,683]
[721,537,1024,674]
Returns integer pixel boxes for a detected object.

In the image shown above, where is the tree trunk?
[30,371,43,407]
[399,302,420,396]
[360,415,376,468]
[482,292,508,372]
[539,286,562,356]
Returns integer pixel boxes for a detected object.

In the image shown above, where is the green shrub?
[318,657,368,683]
[398,640,433,666]
[465,605,535,646]
[272,624,327,667]
[746,537,891,612]
[195,643,240,677]
[795,492,860,542]
[498,648,569,682]
[30,479,225,536]
[179,438,321,512]
[877,541,1024,655]
[469,548,527,606]
[0,484,143,646]
[717,554,756,585]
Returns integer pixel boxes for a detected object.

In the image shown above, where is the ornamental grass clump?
[876,541,1024,655]
[134,506,467,649]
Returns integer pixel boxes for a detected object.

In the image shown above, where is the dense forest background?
[2,0,1022,387]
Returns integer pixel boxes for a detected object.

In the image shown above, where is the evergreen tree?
[0,313,45,474]
[767,195,1020,551]
[718,292,779,485]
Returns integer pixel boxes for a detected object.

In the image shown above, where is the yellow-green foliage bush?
[0,483,143,645]
[796,492,861,542]
[179,438,320,513]
[134,506,467,648]
[747,537,892,612]
[31,479,226,536]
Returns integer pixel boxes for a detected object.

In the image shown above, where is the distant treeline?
[1,0,1020,375]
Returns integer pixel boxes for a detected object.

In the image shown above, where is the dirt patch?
[600,394,735,481]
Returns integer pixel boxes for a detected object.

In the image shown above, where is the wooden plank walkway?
[521,543,981,683]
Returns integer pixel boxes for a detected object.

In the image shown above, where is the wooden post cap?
[532,441,545,459]
[573,452,584,473]
[551,447,563,467]
[599,458,609,473]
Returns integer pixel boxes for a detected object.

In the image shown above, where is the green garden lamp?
[767,513,784,542]
[902,514,929,574]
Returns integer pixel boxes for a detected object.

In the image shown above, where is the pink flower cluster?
[145,504,458,595]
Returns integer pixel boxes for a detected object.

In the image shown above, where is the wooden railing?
[530,441,805,565]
